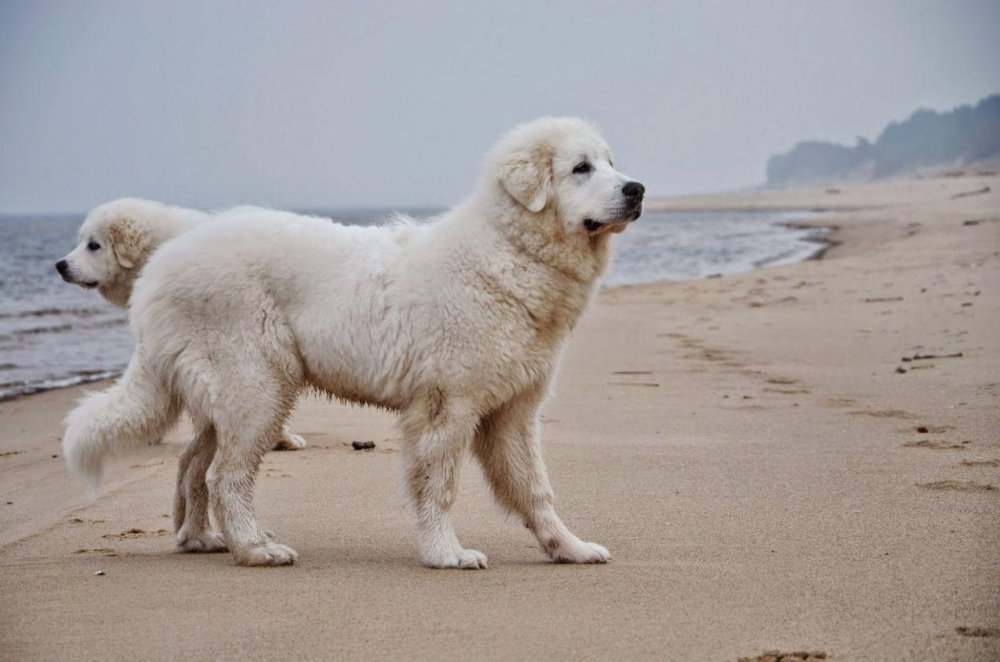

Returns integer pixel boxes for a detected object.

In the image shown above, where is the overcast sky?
[1,1,998,214]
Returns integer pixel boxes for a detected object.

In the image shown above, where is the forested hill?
[766,94,1000,186]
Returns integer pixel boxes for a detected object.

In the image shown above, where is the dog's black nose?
[622,181,645,199]
[56,260,68,276]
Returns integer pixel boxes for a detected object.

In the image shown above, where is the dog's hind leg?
[473,384,610,564]
[201,367,299,567]
[401,391,486,569]
[174,423,226,553]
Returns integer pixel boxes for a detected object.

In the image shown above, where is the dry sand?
[2,174,998,660]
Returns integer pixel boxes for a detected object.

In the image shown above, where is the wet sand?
[1,174,998,660]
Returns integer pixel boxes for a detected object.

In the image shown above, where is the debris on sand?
[351,441,376,451]
[94,570,106,576]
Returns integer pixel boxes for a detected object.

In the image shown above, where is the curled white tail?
[63,358,179,496]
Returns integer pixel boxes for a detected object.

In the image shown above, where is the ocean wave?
[0,369,123,402]
[0,306,109,320]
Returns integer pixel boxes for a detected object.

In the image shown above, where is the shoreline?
[2,173,998,660]
[781,220,842,261]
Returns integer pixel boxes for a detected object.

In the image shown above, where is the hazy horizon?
[2,1,998,215]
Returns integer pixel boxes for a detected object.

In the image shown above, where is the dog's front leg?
[474,384,610,564]
[401,393,487,569]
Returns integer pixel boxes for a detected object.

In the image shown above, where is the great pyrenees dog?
[56,198,211,308]
[63,117,644,568]
[56,198,306,451]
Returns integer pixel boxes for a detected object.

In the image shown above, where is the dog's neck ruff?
[483,192,611,287]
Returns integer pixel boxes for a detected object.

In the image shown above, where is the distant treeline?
[767,93,1000,185]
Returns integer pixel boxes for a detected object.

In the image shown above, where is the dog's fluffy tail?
[63,356,179,496]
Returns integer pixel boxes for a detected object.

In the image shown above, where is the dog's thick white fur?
[63,117,644,567]
[57,198,306,451]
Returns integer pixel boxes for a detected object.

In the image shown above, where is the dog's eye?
[573,162,592,175]
[87,241,101,251]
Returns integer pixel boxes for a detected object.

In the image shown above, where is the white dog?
[63,117,645,568]
[56,198,307,451]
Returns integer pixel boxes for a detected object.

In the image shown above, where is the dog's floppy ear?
[106,217,145,269]
[498,147,552,213]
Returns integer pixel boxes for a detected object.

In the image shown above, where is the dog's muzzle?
[585,181,645,234]
[55,259,97,287]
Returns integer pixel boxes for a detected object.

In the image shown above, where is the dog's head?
[56,198,157,306]
[491,117,644,238]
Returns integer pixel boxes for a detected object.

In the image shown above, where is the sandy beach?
[1,174,997,660]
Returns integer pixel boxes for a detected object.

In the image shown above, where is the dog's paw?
[550,540,610,564]
[234,541,299,566]
[423,547,488,570]
[273,432,307,451]
[177,531,228,553]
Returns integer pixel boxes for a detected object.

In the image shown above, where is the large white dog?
[56,198,306,451]
[63,117,645,568]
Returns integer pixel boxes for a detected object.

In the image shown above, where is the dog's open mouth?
[584,209,642,235]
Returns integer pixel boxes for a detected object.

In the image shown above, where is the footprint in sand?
[102,528,169,540]
[848,409,913,419]
[902,440,967,450]
[825,397,857,408]
[918,480,996,492]
[738,651,827,662]
[960,459,1000,468]
[955,626,999,638]
[73,548,117,556]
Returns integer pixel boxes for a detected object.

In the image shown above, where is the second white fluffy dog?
[63,117,645,568]
[56,198,306,451]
